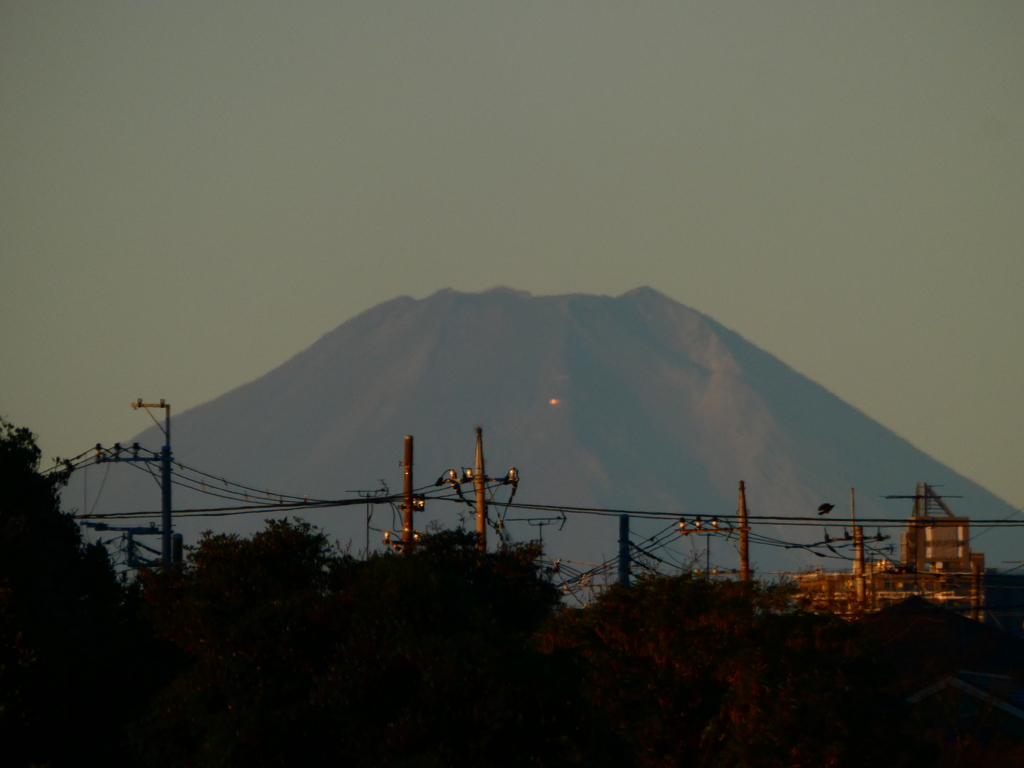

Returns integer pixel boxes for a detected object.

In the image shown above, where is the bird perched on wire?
[817,503,835,515]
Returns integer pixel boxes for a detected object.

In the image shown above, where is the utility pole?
[618,514,630,586]
[851,488,865,612]
[402,435,414,552]
[738,481,751,581]
[99,399,173,567]
[853,525,866,610]
[971,558,982,622]
[161,432,171,566]
[474,427,486,552]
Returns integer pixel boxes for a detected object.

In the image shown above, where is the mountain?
[70,287,1019,573]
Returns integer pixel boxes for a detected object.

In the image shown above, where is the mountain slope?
[73,287,1018,572]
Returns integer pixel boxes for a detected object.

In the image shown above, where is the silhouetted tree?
[0,422,961,767]
[0,420,143,766]
[538,574,929,768]
[136,524,578,768]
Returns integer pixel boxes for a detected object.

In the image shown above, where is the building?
[795,483,1024,635]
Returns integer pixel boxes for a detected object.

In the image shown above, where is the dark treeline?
[0,420,983,767]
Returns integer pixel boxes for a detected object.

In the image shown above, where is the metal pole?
[156,401,172,568]
[738,481,751,581]
[402,435,414,552]
[160,401,172,567]
[474,428,486,552]
[618,514,630,586]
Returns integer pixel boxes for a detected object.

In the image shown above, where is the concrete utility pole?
[474,427,487,552]
[98,401,174,567]
[402,435,414,552]
[130,399,173,567]
[738,481,751,581]
[618,514,630,586]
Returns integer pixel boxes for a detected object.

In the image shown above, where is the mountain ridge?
[72,287,1018,572]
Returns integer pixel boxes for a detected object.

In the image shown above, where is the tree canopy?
[136,525,575,768]
[539,575,927,768]
[0,418,964,767]
[0,420,150,766]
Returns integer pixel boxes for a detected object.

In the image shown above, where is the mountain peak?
[86,287,1018,572]
[618,285,671,301]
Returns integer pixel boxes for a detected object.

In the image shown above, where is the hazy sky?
[3,2,1022,510]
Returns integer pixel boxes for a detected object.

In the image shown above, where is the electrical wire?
[56,444,1024,590]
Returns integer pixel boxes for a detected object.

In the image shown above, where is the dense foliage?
[136,525,574,767]
[2,419,991,767]
[0,420,156,766]
[539,576,925,768]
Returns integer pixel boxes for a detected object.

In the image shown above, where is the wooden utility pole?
[474,427,487,552]
[738,481,751,581]
[853,525,866,609]
[851,488,865,611]
[402,435,414,552]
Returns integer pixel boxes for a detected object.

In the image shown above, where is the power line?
[54,436,1023,585]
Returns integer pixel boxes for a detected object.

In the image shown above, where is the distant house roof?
[863,596,1024,692]
[910,672,1024,720]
